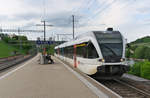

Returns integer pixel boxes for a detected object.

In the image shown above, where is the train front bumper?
[96,65,130,75]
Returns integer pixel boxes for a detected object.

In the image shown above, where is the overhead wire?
[69,0,94,25]
[72,0,92,15]
[78,0,111,26]
[85,0,118,25]
[73,0,103,26]
[66,0,93,29]
[84,0,137,26]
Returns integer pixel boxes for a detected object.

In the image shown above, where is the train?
[54,28,130,79]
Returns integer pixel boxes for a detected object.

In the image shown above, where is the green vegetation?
[131,36,150,44]
[133,46,150,60]
[0,41,20,58]
[126,36,150,60]
[127,36,150,80]
[49,44,55,55]
[129,60,150,80]
[44,44,55,55]
[0,33,36,58]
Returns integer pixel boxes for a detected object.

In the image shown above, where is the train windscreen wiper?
[101,44,118,57]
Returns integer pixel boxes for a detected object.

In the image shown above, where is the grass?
[0,41,22,58]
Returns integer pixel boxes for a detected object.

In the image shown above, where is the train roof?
[55,30,121,49]
[55,31,95,49]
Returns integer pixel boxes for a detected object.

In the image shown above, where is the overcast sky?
[0,0,150,42]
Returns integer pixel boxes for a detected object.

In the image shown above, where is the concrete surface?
[0,54,99,98]
[122,73,150,82]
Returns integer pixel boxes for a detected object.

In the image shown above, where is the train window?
[64,47,67,57]
[63,46,74,59]
[87,43,98,59]
[58,43,96,59]
[76,42,98,59]
[68,46,74,59]
[76,43,87,58]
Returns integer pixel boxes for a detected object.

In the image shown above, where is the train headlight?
[120,58,125,62]
[99,59,105,62]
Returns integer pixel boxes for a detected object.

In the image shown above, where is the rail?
[98,79,150,98]
[0,53,37,71]
[0,55,24,64]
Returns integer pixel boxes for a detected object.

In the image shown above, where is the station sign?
[36,40,53,45]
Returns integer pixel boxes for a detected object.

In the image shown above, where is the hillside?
[130,36,150,46]
[126,36,150,60]
[0,41,21,58]
[127,36,150,80]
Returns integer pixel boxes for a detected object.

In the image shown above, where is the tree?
[19,36,28,41]
[12,35,19,40]
[134,46,147,59]
[144,47,150,60]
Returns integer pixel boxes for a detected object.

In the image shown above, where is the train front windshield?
[94,32,123,62]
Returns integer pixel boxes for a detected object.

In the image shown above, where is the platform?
[122,73,150,82]
[0,54,106,98]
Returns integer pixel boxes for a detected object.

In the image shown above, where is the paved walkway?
[0,54,99,98]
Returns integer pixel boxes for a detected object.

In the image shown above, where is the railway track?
[0,54,36,71]
[97,79,150,98]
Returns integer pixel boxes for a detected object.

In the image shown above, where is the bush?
[3,36,11,43]
[141,60,150,79]
[128,62,143,76]
[129,61,150,80]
